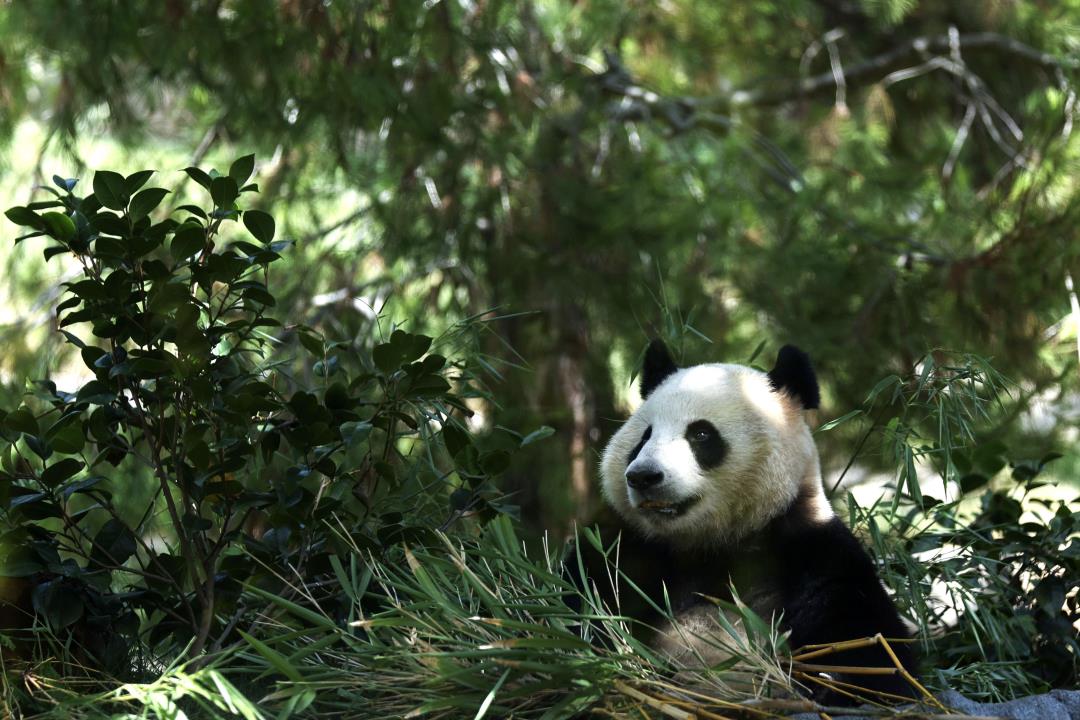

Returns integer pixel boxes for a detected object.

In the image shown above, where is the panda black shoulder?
[766,505,918,700]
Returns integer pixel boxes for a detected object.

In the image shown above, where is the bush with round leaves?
[0,158,529,673]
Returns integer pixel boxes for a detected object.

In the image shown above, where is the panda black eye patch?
[685,420,726,469]
[627,426,652,464]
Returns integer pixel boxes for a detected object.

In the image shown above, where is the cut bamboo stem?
[613,680,704,720]
[794,663,900,675]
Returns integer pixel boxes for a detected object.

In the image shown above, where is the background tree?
[1,0,1078,536]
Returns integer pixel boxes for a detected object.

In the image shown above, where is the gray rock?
[1052,690,1080,719]
[937,688,1079,720]
[787,689,1080,719]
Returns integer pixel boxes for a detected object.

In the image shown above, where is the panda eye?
[685,420,725,468]
[686,420,718,444]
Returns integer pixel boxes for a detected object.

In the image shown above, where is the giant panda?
[575,340,918,703]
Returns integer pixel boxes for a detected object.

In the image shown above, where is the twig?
[823,28,849,115]
[297,204,372,245]
[942,104,977,181]
[729,32,1077,107]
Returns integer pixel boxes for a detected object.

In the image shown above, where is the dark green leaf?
[76,380,116,406]
[298,331,324,357]
[406,375,450,397]
[210,176,239,207]
[442,423,470,457]
[9,492,46,510]
[175,204,208,220]
[0,542,45,577]
[1039,452,1064,469]
[58,328,85,347]
[26,437,56,462]
[373,331,433,374]
[92,519,137,566]
[184,166,214,190]
[242,209,275,243]
[92,212,129,238]
[41,459,84,487]
[68,279,107,301]
[5,206,44,230]
[372,343,398,374]
[229,154,256,185]
[171,225,206,261]
[125,170,155,194]
[242,286,276,306]
[80,346,107,371]
[11,494,60,519]
[3,407,38,436]
[49,423,85,455]
[480,450,511,475]
[129,188,169,220]
[92,170,128,210]
[149,282,192,314]
[32,580,84,629]
[399,331,432,362]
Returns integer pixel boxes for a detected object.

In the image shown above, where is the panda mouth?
[637,496,700,518]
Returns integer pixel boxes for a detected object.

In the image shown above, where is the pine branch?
[728,32,1077,108]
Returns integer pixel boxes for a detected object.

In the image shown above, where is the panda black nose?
[626,468,664,489]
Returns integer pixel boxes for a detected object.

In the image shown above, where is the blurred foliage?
[3,1,1080,532]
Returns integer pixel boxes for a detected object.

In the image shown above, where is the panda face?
[600,353,825,547]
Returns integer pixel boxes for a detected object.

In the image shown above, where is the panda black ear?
[641,339,678,399]
[767,345,820,409]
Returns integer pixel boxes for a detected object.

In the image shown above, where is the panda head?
[599,341,832,548]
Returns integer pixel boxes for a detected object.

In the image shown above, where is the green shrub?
[0,160,529,673]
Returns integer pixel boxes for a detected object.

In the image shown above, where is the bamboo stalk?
[796,670,888,707]
[654,696,751,720]
[794,663,900,675]
[792,636,887,662]
[876,634,947,711]
[635,678,785,718]
[612,680,703,720]
[795,670,917,705]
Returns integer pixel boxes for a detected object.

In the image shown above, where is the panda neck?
[704,463,835,554]
[664,477,838,577]
[736,454,835,540]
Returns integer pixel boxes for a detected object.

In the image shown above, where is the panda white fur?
[578,340,917,703]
